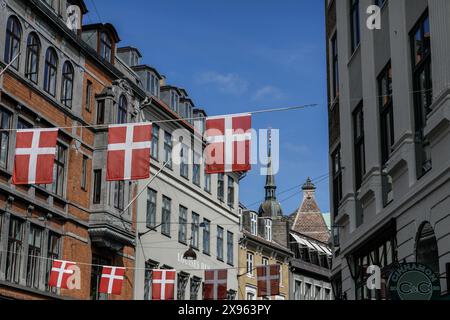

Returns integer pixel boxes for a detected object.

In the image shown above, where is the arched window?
[61,61,74,107]
[44,48,58,96]
[4,16,22,70]
[117,95,127,124]
[416,222,439,274]
[25,33,40,83]
[100,32,112,62]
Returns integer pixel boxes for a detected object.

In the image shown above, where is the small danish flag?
[99,266,126,295]
[48,260,76,289]
[257,265,280,297]
[12,128,59,185]
[107,123,152,181]
[205,114,251,174]
[151,269,176,300]
[204,269,228,300]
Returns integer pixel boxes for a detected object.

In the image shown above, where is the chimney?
[160,75,166,87]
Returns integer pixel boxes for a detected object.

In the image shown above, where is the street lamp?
[183,246,197,261]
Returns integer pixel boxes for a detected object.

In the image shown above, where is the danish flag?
[205,114,251,174]
[204,269,228,300]
[107,123,152,181]
[12,128,59,185]
[99,266,126,295]
[151,269,176,300]
[48,260,76,289]
[257,265,280,297]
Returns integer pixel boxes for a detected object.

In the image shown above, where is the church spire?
[264,129,276,200]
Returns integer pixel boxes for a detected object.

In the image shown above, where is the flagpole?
[121,160,171,216]
[0,53,21,78]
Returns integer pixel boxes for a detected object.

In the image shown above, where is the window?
[170,91,179,112]
[193,152,201,186]
[180,144,189,179]
[332,146,343,217]
[324,288,331,300]
[61,62,74,107]
[227,231,234,266]
[304,283,312,300]
[146,72,152,92]
[0,108,12,169]
[44,48,58,96]
[45,232,60,293]
[204,172,211,193]
[151,124,159,160]
[378,63,394,165]
[25,33,40,83]
[117,95,127,124]
[246,289,256,300]
[93,169,102,204]
[90,255,111,300]
[178,206,188,244]
[411,12,432,177]
[353,103,365,189]
[4,16,21,70]
[250,212,258,236]
[350,0,360,53]
[5,217,24,283]
[246,252,254,276]
[294,280,302,300]
[26,225,43,289]
[100,32,112,62]
[265,219,272,241]
[81,156,88,191]
[146,188,157,228]
[85,80,92,112]
[190,277,201,300]
[52,143,66,197]
[164,132,173,169]
[96,100,105,125]
[217,226,224,261]
[227,177,235,207]
[191,212,200,249]
[177,273,188,300]
[227,290,237,301]
[113,181,125,210]
[315,286,322,300]
[161,196,171,236]
[262,257,269,266]
[217,174,224,201]
[203,219,210,255]
[331,32,339,99]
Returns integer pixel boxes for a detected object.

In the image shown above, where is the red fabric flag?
[99,266,126,295]
[204,269,228,300]
[257,265,280,297]
[48,260,76,289]
[151,269,176,300]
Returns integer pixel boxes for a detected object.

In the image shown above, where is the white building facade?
[326,0,450,300]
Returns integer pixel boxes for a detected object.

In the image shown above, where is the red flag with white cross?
[205,114,251,174]
[257,265,280,297]
[48,260,76,289]
[107,123,152,181]
[99,266,126,295]
[12,128,59,185]
[204,269,228,300]
[151,269,176,300]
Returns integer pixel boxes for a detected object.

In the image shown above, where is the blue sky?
[86,0,329,215]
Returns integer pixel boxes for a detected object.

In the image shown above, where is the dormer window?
[170,91,179,112]
[146,72,160,97]
[100,32,112,62]
[250,212,258,236]
[265,219,272,241]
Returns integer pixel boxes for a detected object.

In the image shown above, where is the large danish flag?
[107,123,152,181]
[151,269,176,300]
[48,260,76,289]
[12,128,59,185]
[205,114,251,174]
[204,269,228,300]
[99,266,126,295]
[257,265,280,297]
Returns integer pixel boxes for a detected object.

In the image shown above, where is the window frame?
[217,226,224,261]
[61,61,74,108]
[161,196,172,237]
[44,48,58,97]
[146,188,157,228]
[25,33,40,84]
[178,205,188,244]
[4,16,22,70]
[353,103,365,189]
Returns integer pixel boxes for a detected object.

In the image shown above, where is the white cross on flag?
[204,269,228,300]
[107,123,152,181]
[151,269,176,300]
[257,265,280,297]
[48,260,76,289]
[99,266,125,295]
[205,114,251,174]
[12,128,59,185]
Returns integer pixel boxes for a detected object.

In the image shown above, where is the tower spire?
[264,128,276,200]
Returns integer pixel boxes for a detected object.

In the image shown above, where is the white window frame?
[246,252,254,277]
[250,212,258,236]
[265,219,272,241]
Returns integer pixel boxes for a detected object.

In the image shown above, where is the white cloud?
[252,85,286,102]
[195,71,249,96]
